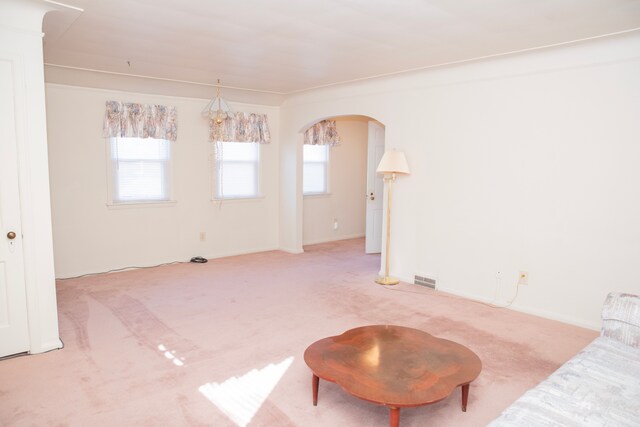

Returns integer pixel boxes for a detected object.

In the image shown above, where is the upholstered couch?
[489,292,640,426]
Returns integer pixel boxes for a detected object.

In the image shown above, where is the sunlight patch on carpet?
[158,344,185,367]
[198,356,294,427]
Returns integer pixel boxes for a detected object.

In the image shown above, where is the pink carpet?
[0,238,597,426]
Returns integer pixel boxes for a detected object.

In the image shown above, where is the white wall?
[280,31,640,329]
[46,84,280,278]
[303,117,368,245]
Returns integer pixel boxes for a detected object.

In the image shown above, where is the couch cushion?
[601,292,640,348]
[488,337,640,427]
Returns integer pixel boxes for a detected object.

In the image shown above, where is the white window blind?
[303,144,329,195]
[109,137,172,203]
[213,142,260,199]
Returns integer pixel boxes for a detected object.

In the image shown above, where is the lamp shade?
[376,150,410,175]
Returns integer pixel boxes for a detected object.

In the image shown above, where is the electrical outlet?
[199,232,206,242]
[518,271,528,285]
[333,218,339,230]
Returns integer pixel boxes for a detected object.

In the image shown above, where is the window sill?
[304,193,332,199]
[106,200,177,210]
[210,196,265,204]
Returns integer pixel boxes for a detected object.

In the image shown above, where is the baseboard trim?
[303,233,365,246]
[393,277,600,331]
[435,286,600,331]
[56,246,281,279]
[279,246,304,254]
[30,338,64,354]
[203,246,280,261]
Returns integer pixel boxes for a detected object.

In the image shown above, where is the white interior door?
[0,59,30,358]
[365,121,385,254]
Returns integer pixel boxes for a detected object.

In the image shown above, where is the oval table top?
[303,325,482,408]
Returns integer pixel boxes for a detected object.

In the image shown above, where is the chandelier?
[202,79,233,124]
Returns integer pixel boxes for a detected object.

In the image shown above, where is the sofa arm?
[601,292,640,348]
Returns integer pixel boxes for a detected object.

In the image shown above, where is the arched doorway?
[299,115,385,255]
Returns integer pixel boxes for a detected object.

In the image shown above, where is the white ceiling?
[42,0,640,94]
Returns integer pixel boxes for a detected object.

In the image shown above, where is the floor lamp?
[375,150,410,285]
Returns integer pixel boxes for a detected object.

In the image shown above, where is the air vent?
[414,275,436,289]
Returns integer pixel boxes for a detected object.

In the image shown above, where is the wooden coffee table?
[303,325,482,427]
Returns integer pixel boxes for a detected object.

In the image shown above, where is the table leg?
[389,407,400,427]
[461,383,469,412]
[312,374,319,406]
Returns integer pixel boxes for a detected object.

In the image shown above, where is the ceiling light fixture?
[202,79,233,124]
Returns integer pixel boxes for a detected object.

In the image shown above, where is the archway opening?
[299,115,386,259]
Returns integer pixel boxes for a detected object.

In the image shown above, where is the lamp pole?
[376,173,399,285]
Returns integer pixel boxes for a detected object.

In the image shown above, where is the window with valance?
[102,100,178,204]
[209,112,271,200]
[303,120,341,195]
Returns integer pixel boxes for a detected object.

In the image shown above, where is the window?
[108,137,173,204]
[303,144,329,195]
[213,142,260,199]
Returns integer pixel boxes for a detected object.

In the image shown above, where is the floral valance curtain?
[303,120,340,146]
[103,101,178,142]
[209,112,270,144]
